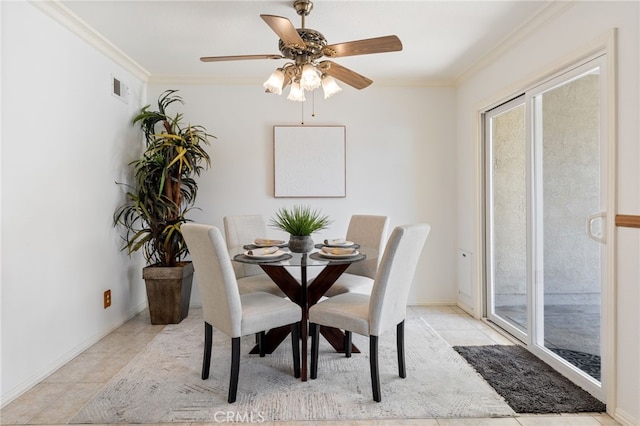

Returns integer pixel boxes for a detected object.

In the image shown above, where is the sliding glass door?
[485,56,607,398]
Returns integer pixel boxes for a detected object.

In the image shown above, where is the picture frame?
[273,125,346,198]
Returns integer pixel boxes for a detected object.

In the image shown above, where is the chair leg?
[258,331,266,357]
[310,323,320,379]
[344,330,352,358]
[397,320,406,378]
[202,322,213,380]
[370,335,381,402]
[291,323,301,378]
[228,337,240,403]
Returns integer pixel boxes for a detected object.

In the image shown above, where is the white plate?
[324,240,355,247]
[253,240,285,247]
[244,249,286,259]
[319,250,360,259]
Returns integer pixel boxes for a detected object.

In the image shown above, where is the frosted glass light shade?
[263,69,285,95]
[300,64,321,91]
[287,82,306,102]
[321,75,342,99]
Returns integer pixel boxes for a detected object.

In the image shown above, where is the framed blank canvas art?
[273,125,346,197]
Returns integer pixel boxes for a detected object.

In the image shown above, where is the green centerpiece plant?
[269,205,332,253]
[113,89,214,324]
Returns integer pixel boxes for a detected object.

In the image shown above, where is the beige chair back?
[345,215,390,279]
[223,215,268,278]
[368,224,430,336]
[182,223,244,337]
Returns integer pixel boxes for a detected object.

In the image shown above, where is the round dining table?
[232,243,377,381]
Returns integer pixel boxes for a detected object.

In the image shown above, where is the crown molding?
[29,0,150,82]
[147,74,455,88]
[375,78,456,88]
[148,74,257,86]
[455,0,575,85]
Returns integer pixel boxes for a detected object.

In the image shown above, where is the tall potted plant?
[114,90,214,324]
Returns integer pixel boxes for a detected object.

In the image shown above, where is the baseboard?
[407,301,458,307]
[614,407,638,426]
[456,300,477,318]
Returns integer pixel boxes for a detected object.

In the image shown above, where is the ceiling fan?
[200,0,403,101]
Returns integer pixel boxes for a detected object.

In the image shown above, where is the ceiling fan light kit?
[321,75,342,99]
[200,0,402,102]
[300,64,322,90]
[263,69,286,95]
[287,81,306,102]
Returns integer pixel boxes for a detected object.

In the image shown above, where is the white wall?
[455,1,639,424]
[145,84,458,306]
[1,1,459,406]
[8,0,636,420]
[1,1,147,404]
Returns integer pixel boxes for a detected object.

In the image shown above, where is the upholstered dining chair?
[182,223,302,403]
[223,215,285,297]
[322,214,390,297]
[308,223,431,402]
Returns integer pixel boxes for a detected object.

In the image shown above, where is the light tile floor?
[0,305,618,426]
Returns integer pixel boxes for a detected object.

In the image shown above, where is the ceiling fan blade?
[200,54,283,62]
[323,35,402,58]
[320,61,372,90]
[260,14,305,48]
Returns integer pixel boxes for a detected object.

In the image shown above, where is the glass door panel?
[486,98,528,340]
[533,66,602,381]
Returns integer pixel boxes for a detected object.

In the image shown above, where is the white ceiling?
[60,0,553,85]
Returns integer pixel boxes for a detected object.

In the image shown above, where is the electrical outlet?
[104,289,112,309]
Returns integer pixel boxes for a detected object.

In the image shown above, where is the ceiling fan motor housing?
[279,28,326,61]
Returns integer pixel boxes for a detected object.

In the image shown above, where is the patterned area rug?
[71,309,514,423]
[453,345,606,414]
